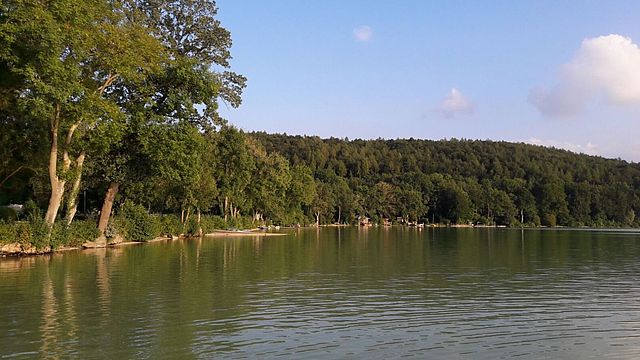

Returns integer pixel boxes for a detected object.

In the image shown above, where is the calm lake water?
[2,227,640,359]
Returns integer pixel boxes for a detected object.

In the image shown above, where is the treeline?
[251,133,640,227]
[3,1,640,252]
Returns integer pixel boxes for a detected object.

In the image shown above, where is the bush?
[50,222,70,250]
[115,201,160,242]
[69,220,100,246]
[199,215,225,234]
[22,200,40,221]
[9,219,48,250]
[0,207,18,222]
[0,217,98,250]
[14,222,31,245]
[158,214,182,236]
[0,221,13,244]
[183,215,198,236]
[29,218,50,250]
[226,216,253,230]
[542,213,557,227]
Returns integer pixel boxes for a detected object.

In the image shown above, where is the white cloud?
[353,25,373,42]
[530,34,640,117]
[526,137,599,156]
[436,88,474,118]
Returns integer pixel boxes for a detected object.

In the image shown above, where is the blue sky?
[216,1,640,161]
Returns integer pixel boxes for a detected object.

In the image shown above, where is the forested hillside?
[252,133,640,227]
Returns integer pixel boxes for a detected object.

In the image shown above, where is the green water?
[2,227,640,359]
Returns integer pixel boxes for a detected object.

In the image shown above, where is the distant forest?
[252,133,640,227]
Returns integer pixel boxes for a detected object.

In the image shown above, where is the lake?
[2,227,640,359]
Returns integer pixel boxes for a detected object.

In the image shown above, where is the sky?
[216,0,640,161]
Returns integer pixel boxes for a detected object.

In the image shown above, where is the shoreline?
[0,230,291,257]
[3,225,639,257]
[204,231,288,237]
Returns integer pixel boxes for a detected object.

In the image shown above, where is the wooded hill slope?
[251,132,640,227]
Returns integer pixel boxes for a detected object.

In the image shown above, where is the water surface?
[2,227,640,359]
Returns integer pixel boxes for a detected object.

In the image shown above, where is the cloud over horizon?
[436,88,474,118]
[530,34,640,117]
[526,137,599,156]
[353,25,373,42]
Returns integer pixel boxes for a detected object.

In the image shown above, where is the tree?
[311,181,336,225]
[215,127,254,221]
[1,0,164,228]
[90,0,246,237]
[287,165,316,224]
[535,178,570,226]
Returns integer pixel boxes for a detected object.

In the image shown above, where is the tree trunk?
[45,181,65,226]
[44,107,80,228]
[197,208,203,237]
[224,196,228,222]
[44,106,62,227]
[337,206,341,224]
[64,152,86,226]
[97,182,119,243]
[315,211,320,226]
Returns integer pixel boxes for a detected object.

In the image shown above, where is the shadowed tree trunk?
[97,182,119,243]
[65,152,86,225]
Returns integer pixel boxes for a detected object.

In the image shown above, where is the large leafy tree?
[88,0,245,239]
[0,0,164,228]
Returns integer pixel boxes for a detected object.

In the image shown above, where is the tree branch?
[0,165,25,188]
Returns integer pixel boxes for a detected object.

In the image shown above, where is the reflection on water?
[2,228,640,359]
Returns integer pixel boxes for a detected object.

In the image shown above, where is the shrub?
[227,216,253,230]
[199,215,225,234]
[69,220,100,246]
[22,200,40,221]
[0,221,14,244]
[50,222,70,250]
[29,217,50,250]
[14,221,31,245]
[185,216,200,236]
[11,219,48,250]
[159,214,182,236]
[0,207,18,222]
[115,201,159,242]
[542,213,557,227]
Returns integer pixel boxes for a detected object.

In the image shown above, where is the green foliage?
[50,220,100,249]
[115,201,159,242]
[542,213,557,227]
[185,216,200,236]
[251,133,640,227]
[0,207,17,222]
[226,216,254,230]
[0,221,13,244]
[159,214,182,237]
[6,219,49,250]
[4,0,639,231]
[22,200,40,220]
[13,222,32,246]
